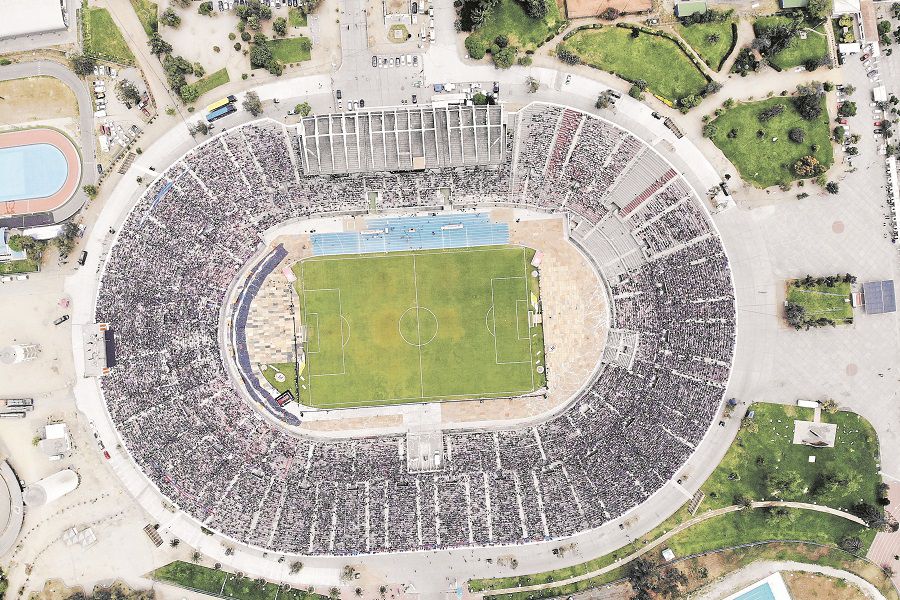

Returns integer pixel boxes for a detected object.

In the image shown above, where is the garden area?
[191,67,230,98]
[267,36,312,64]
[129,0,159,36]
[785,274,854,328]
[0,258,40,275]
[676,13,737,71]
[470,402,887,600]
[463,0,565,59]
[152,561,327,600]
[82,4,136,64]
[557,26,709,106]
[706,92,833,188]
[754,14,829,71]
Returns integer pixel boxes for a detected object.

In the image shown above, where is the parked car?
[372,55,378,67]
[336,89,342,99]
[860,52,869,61]
[54,315,70,326]
[359,99,365,108]
[493,81,499,94]
[412,94,417,103]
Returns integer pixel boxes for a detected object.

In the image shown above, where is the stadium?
[90,101,736,556]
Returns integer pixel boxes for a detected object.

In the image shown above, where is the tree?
[161,7,182,28]
[169,538,180,548]
[766,470,805,498]
[702,123,718,138]
[599,6,619,19]
[495,34,509,48]
[247,15,262,30]
[179,84,200,103]
[806,0,831,20]
[628,84,644,100]
[878,20,892,35]
[788,127,806,143]
[294,102,312,116]
[793,91,823,121]
[190,121,210,136]
[243,91,263,116]
[250,43,274,70]
[70,54,96,76]
[191,551,202,563]
[148,32,173,56]
[825,181,839,194]
[492,46,517,69]
[273,16,288,36]
[595,91,611,109]
[793,155,825,177]
[626,558,688,600]
[833,125,845,141]
[83,184,98,198]
[289,561,303,574]
[820,397,838,413]
[199,1,214,15]
[785,302,806,328]
[193,62,206,77]
[115,79,143,105]
[465,36,487,59]
[522,0,548,19]
[526,76,540,93]
[838,101,857,117]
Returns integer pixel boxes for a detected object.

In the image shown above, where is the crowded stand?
[95,102,735,555]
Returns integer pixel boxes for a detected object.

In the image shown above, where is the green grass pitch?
[275,246,545,409]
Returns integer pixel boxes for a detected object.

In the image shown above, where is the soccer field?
[287,246,545,409]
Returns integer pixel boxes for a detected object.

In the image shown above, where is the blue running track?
[311,213,509,256]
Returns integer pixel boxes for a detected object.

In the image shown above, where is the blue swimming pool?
[0,143,69,203]
[733,582,777,600]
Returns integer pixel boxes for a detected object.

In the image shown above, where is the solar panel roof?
[863,280,897,314]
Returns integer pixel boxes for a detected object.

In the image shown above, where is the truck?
[206,103,237,123]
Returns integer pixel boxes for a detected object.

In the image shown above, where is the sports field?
[287,246,545,409]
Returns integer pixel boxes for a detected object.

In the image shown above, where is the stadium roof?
[0,0,66,39]
[296,105,505,175]
[863,280,896,314]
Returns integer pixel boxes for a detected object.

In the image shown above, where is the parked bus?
[205,95,238,114]
[206,104,237,123]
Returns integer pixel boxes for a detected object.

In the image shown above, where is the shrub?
[599,7,619,20]
[234,42,242,50]
[702,123,718,138]
[492,46,517,69]
[758,103,785,122]
[628,84,644,100]
[555,45,580,65]
[241,31,252,42]
[833,125,845,141]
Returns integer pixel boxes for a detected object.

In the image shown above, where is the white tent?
[833,0,860,15]
[0,0,66,40]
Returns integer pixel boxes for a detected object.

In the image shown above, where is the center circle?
[398,306,439,347]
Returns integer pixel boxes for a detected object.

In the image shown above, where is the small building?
[873,85,888,103]
[661,548,676,561]
[675,0,707,17]
[862,280,897,314]
[39,423,72,458]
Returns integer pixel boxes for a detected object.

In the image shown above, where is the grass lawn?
[288,7,307,27]
[755,15,829,70]
[709,95,833,188]
[152,562,325,600]
[259,362,299,401]
[293,246,545,409]
[786,280,853,323]
[560,27,708,104]
[192,67,230,98]
[83,6,136,64]
[0,258,39,275]
[676,19,736,71]
[466,0,564,53]
[470,403,881,596]
[700,403,879,510]
[129,0,158,37]
[267,36,312,63]
[665,508,875,557]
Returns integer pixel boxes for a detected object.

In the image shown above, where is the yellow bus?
[205,95,237,114]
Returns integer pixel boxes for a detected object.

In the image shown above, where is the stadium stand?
[95,102,735,555]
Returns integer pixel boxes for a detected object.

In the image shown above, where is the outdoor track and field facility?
[0,128,80,217]
[293,245,546,409]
